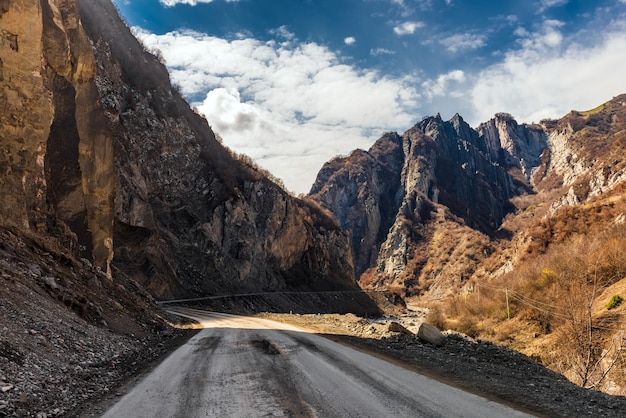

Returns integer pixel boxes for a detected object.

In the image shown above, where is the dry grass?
[432,206,626,393]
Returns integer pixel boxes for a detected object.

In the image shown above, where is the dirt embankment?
[0,226,194,417]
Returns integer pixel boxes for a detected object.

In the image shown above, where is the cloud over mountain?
[127,1,626,193]
[135,28,421,193]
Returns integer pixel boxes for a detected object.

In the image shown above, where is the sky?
[113,0,626,194]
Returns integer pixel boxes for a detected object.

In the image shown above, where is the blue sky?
[113,0,626,193]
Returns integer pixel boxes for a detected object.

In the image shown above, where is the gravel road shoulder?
[261,312,626,418]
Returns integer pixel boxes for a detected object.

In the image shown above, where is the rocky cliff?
[0,0,365,304]
[310,95,626,299]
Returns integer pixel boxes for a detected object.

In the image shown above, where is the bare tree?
[554,251,624,390]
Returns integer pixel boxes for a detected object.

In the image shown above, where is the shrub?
[425,306,446,330]
[606,294,623,310]
[454,315,479,339]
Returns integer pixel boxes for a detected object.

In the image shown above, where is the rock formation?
[310,94,626,299]
[310,114,519,292]
[0,0,363,303]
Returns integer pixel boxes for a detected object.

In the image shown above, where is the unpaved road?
[103,308,532,418]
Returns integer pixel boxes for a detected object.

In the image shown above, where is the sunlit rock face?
[0,0,358,300]
[0,0,115,273]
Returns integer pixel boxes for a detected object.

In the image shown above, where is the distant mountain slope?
[0,0,374,309]
[310,94,626,300]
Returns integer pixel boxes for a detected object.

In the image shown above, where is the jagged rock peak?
[309,111,521,281]
[477,113,548,183]
[310,94,626,302]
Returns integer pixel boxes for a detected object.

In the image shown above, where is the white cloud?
[135,28,421,193]
[393,21,424,36]
[514,19,564,51]
[538,0,568,13]
[344,36,356,46]
[370,48,396,56]
[269,26,295,41]
[421,70,466,99]
[132,8,626,194]
[468,22,626,125]
[440,33,486,53]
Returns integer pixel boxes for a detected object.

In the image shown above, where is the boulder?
[417,323,446,346]
[387,321,413,335]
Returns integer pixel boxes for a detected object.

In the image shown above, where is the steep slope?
[0,0,370,308]
[309,132,405,278]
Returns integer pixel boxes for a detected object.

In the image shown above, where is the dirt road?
[103,308,532,417]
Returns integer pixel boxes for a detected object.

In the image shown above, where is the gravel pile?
[0,290,187,417]
[0,226,191,417]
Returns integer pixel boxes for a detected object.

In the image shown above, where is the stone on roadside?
[417,323,446,346]
[387,321,413,335]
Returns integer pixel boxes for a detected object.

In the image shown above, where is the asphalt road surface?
[103,308,533,418]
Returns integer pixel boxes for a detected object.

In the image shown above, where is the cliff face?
[309,132,405,277]
[310,114,520,288]
[0,0,358,301]
[310,96,626,298]
[0,0,115,274]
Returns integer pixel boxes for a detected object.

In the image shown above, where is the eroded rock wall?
[0,0,114,273]
[0,0,359,303]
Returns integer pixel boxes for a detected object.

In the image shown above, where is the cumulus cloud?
[344,36,356,45]
[440,33,486,53]
[514,19,563,51]
[468,21,626,125]
[135,28,421,193]
[393,21,424,36]
[421,70,466,99]
[132,7,626,192]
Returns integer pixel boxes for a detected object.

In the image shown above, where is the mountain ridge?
[309,94,626,299]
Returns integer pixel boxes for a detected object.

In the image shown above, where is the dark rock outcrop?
[310,114,522,287]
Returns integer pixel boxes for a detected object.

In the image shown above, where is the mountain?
[310,94,626,393]
[310,96,626,300]
[309,112,535,297]
[0,0,380,313]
